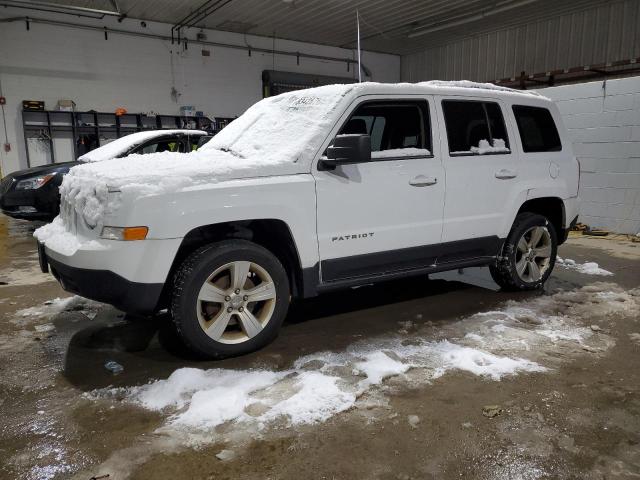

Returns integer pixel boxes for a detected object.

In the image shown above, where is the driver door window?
[338,102,431,160]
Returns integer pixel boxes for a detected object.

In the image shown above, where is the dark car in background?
[0,129,209,221]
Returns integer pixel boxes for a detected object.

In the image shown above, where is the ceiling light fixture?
[408,0,539,38]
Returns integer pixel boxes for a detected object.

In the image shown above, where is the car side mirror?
[321,134,371,168]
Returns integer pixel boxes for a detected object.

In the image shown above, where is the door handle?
[495,169,518,179]
[409,175,438,187]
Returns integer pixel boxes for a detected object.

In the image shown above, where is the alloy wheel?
[196,261,277,344]
[515,225,553,283]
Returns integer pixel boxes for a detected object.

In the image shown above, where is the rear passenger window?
[442,100,510,155]
[512,105,562,152]
[338,101,431,159]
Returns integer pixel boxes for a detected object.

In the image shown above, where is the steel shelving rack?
[21,109,233,167]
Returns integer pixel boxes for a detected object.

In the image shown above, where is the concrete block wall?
[540,77,640,235]
[0,8,400,175]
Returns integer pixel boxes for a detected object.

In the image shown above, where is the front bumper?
[41,236,182,315]
[47,255,164,314]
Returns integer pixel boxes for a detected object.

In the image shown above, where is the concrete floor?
[0,212,639,480]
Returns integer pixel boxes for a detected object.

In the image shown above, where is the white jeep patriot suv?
[35,81,580,358]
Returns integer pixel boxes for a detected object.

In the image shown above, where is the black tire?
[170,240,290,359]
[490,212,558,291]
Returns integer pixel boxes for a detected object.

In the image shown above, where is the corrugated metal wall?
[401,0,640,82]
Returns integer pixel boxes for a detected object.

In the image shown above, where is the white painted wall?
[0,9,399,175]
[540,77,640,235]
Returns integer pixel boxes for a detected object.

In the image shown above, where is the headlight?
[101,226,149,241]
[15,173,56,190]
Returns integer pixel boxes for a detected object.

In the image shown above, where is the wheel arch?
[158,219,306,309]
[516,196,566,244]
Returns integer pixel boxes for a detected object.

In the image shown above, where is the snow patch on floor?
[14,296,101,325]
[557,257,613,276]
[96,340,539,438]
[0,262,52,287]
[88,283,639,449]
[430,341,542,380]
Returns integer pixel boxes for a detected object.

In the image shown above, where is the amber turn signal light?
[101,226,149,241]
[122,226,149,241]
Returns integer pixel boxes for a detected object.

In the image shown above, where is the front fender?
[118,174,319,269]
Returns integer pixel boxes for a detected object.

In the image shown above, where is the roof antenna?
[357,10,362,83]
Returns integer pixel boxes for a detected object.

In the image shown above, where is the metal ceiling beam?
[0,0,121,18]
[108,0,120,14]
[171,0,235,44]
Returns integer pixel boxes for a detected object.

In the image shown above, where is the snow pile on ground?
[101,339,540,434]
[87,283,638,449]
[78,130,207,162]
[459,284,637,357]
[14,296,101,323]
[557,257,613,276]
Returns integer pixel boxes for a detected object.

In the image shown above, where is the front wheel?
[490,213,558,291]
[170,240,290,359]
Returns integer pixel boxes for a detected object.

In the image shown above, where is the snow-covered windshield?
[202,84,354,164]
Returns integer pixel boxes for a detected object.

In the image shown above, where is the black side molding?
[317,257,493,294]
[321,236,502,282]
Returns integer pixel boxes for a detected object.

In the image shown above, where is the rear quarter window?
[512,105,562,152]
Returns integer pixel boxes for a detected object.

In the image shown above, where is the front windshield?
[203,84,354,164]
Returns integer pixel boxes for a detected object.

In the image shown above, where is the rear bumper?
[560,215,579,244]
[560,196,580,245]
[46,255,164,315]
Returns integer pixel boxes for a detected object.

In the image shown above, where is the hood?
[56,85,354,230]
[7,161,80,180]
[78,129,207,162]
[58,148,307,229]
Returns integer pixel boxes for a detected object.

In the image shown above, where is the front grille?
[0,175,14,195]
[59,196,76,233]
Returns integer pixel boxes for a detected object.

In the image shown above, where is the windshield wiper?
[218,147,245,159]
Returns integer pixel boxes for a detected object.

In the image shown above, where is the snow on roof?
[422,79,541,95]
[346,80,546,99]
[78,129,207,162]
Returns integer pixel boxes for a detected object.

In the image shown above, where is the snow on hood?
[77,129,206,162]
[42,84,354,231]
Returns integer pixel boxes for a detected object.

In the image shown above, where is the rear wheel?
[171,240,290,359]
[490,213,557,291]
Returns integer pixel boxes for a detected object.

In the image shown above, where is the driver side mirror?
[320,134,371,169]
